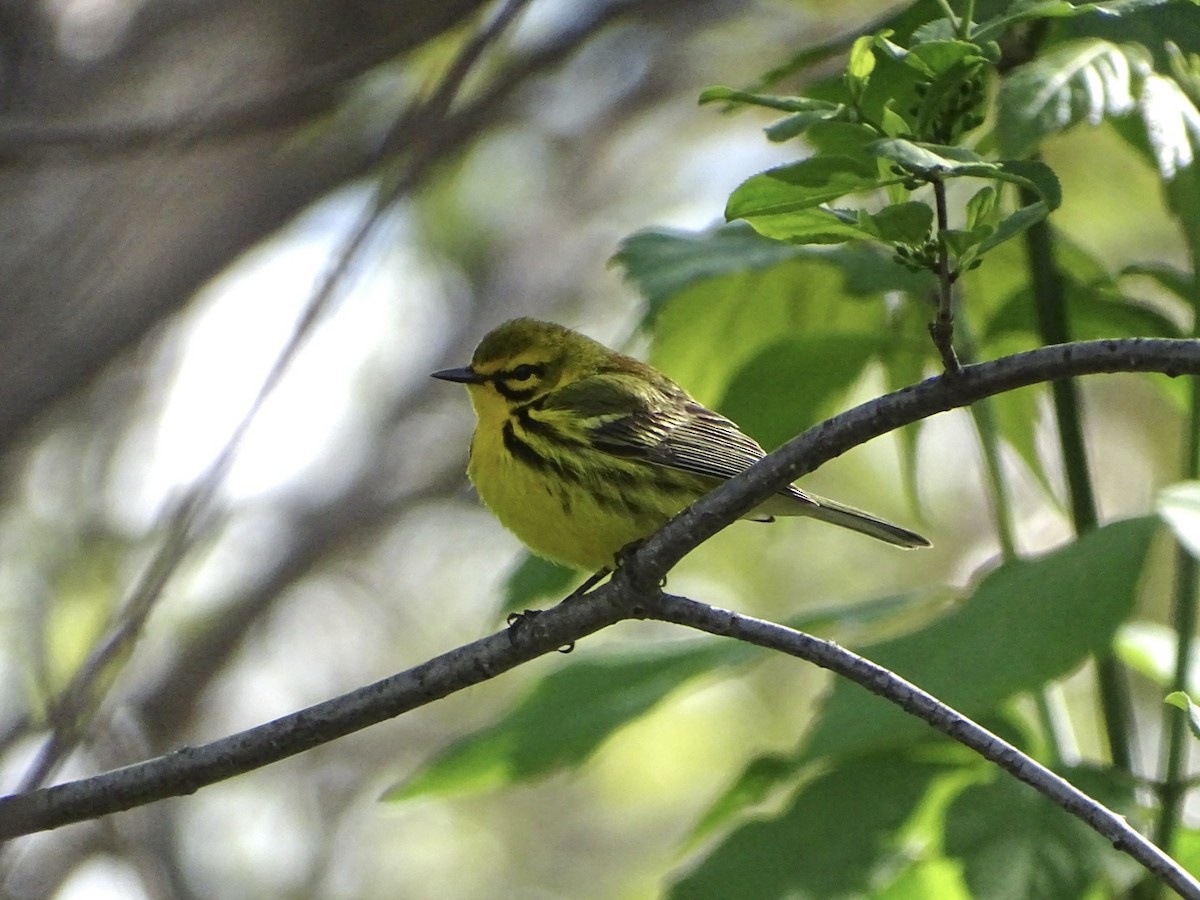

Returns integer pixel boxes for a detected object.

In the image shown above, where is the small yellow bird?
[432,318,928,583]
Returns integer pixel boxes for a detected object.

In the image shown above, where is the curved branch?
[650,594,1200,900]
[2,337,1200,894]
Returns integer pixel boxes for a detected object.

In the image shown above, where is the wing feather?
[546,373,812,506]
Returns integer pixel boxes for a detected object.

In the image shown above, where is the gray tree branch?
[2,337,1200,896]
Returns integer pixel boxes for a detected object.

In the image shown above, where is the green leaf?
[1137,72,1200,179]
[994,158,1063,209]
[847,34,877,103]
[975,0,1178,45]
[801,518,1158,761]
[763,108,848,142]
[385,640,750,801]
[943,773,1115,900]
[502,554,578,613]
[1169,826,1200,880]
[644,246,925,406]
[690,592,960,843]
[669,755,946,900]
[1115,621,1198,690]
[971,202,1051,261]
[1121,261,1195,302]
[966,186,999,231]
[867,141,1063,208]
[806,120,889,156]
[686,753,804,846]
[989,376,1055,501]
[647,256,877,405]
[905,40,989,78]
[1164,691,1200,740]
[876,858,970,900]
[862,201,936,243]
[718,335,883,450]
[986,281,1182,341]
[997,40,1151,158]
[1159,481,1200,558]
[869,137,989,172]
[612,225,806,317]
[733,206,881,245]
[725,156,886,221]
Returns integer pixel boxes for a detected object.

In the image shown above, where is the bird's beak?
[431,366,485,384]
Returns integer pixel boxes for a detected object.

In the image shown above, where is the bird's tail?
[803,494,930,548]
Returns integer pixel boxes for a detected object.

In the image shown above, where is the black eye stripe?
[507,363,542,382]
[482,363,547,401]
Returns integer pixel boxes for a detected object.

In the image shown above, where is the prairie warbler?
[432,319,928,582]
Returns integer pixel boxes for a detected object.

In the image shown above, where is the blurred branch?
[3,338,1200,896]
[9,0,532,795]
[0,30,435,159]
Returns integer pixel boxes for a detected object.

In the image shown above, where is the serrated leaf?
[997,40,1151,158]
[944,774,1114,900]
[801,518,1157,761]
[670,756,946,900]
[912,19,965,45]
[975,1,1176,45]
[1138,72,1200,179]
[385,640,751,801]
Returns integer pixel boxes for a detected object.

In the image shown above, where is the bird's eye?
[509,364,539,382]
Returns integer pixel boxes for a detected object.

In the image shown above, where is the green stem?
[955,319,1017,559]
[1153,261,1200,864]
[967,399,1017,559]
[933,0,961,34]
[930,179,961,372]
[960,0,976,39]
[1020,191,1134,772]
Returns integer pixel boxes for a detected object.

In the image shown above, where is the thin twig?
[929,178,961,373]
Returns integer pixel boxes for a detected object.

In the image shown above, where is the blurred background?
[0,0,1189,897]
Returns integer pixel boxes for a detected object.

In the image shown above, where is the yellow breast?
[465,416,686,572]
